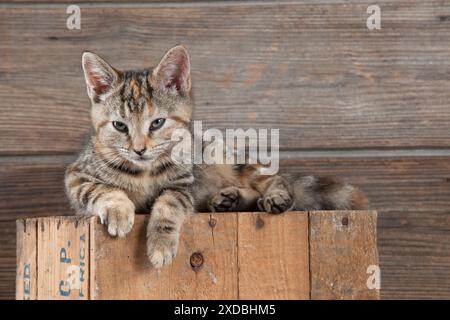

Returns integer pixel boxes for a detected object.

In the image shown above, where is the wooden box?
[16,211,379,300]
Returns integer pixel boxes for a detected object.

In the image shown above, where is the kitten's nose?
[133,147,147,156]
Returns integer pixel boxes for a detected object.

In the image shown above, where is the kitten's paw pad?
[258,190,293,214]
[209,187,240,212]
[103,205,135,238]
[147,231,179,269]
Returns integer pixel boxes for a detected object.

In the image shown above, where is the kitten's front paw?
[146,226,179,268]
[98,199,135,238]
[257,190,293,214]
[209,187,240,212]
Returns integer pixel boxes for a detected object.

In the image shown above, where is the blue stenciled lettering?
[59,280,71,296]
[23,263,31,297]
[79,233,86,298]
[60,247,71,263]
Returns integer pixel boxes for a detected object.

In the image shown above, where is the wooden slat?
[237,211,309,299]
[0,156,73,220]
[281,156,450,213]
[0,0,191,2]
[16,218,37,300]
[92,213,238,299]
[378,210,450,299]
[36,216,90,299]
[0,220,17,299]
[1,2,450,154]
[309,210,379,299]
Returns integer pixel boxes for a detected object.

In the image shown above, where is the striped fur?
[193,164,368,214]
[65,45,194,268]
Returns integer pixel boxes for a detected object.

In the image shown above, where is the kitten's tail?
[351,187,369,210]
[289,174,369,211]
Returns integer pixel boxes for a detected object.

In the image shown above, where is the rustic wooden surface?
[237,212,309,299]
[1,0,449,299]
[36,217,90,299]
[93,214,239,299]
[17,212,376,299]
[1,2,450,154]
[15,219,37,300]
[309,211,379,299]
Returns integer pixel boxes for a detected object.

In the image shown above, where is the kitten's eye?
[150,118,166,131]
[112,121,128,133]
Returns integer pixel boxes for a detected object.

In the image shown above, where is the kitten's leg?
[65,167,135,237]
[208,186,260,212]
[146,188,193,268]
[253,175,295,214]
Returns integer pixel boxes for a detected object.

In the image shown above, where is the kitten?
[66,45,367,270]
[65,45,194,268]
[194,164,368,213]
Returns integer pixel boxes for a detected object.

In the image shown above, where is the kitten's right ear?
[151,45,191,96]
[82,52,121,102]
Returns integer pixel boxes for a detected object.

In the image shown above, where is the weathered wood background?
[1,0,449,299]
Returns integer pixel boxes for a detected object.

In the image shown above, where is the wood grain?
[1,155,450,299]
[93,213,238,299]
[36,216,90,299]
[1,1,450,154]
[15,218,37,300]
[0,0,449,301]
[0,156,73,219]
[237,211,309,299]
[309,210,379,299]
[0,220,16,299]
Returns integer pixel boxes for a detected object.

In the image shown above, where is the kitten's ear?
[151,45,191,95]
[82,52,121,102]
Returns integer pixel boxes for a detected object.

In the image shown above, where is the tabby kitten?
[66,45,367,270]
[65,45,194,268]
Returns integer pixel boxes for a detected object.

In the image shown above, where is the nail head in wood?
[190,252,204,270]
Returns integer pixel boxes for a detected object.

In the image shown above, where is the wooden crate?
[16,211,379,300]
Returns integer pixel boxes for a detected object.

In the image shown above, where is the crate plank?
[1,2,450,154]
[237,212,309,299]
[36,217,90,299]
[15,218,37,300]
[309,210,380,299]
[92,213,238,299]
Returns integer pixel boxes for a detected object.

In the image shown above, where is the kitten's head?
[82,45,192,170]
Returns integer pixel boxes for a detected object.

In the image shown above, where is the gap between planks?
[0,1,361,10]
[2,148,450,163]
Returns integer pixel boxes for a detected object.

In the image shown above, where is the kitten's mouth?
[127,143,170,163]
[134,155,152,162]
[130,152,160,163]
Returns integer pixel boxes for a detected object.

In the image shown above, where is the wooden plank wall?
[0,0,449,299]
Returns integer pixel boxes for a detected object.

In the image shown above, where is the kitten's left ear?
[152,45,191,95]
[82,52,121,102]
